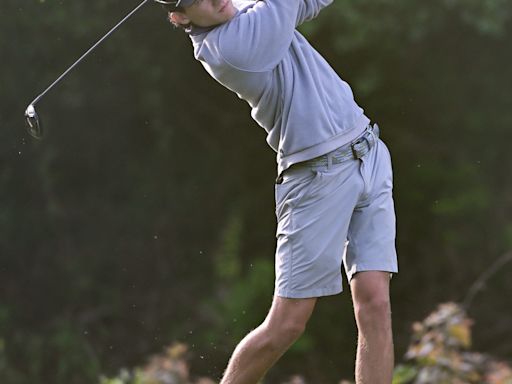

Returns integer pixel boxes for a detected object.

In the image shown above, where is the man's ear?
[169,11,190,26]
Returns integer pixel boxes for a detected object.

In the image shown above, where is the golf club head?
[25,104,43,139]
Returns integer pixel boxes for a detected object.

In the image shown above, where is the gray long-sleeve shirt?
[190,0,370,174]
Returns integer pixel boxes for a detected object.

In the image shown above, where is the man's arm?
[295,0,333,27]
[217,0,331,72]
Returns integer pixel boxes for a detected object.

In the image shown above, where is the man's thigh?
[344,139,398,282]
[274,159,363,299]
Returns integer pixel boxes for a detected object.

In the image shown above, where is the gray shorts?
[274,129,398,298]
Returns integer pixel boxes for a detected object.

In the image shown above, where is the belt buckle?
[351,141,359,158]
[351,136,366,159]
[352,123,378,159]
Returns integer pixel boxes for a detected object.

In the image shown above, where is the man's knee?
[351,271,391,325]
[263,296,316,346]
[354,295,391,323]
[281,318,308,339]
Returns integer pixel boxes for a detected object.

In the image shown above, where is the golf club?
[24,0,178,139]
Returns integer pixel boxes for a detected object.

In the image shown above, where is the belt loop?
[366,123,377,150]
[372,123,379,140]
[327,153,333,168]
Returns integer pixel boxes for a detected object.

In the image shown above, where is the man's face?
[177,0,237,28]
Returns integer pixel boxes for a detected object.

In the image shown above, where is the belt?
[276,124,380,184]
[301,123,380,168]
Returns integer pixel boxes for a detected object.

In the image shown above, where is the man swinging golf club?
[166,0,399,383]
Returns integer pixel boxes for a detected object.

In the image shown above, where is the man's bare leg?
[220,296,317,384]
[350,271,394,384]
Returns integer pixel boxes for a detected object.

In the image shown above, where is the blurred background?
[1,0,511,383]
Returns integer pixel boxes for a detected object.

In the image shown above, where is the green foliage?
[392,365,418,384]
[503,225,512,249]
[214,210,244,282]
[196,208,270,346]
[9,321,100,383]
[433,185,490,216]
[0,338,6,376]
[304,0,512,49]
[214,258,274,334]
[0,338,24,384]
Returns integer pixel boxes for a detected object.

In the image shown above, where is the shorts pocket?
[275,168,320,219]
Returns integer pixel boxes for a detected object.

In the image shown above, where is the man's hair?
[165,8,191,30]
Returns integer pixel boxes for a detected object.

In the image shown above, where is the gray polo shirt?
[189,0,370,174]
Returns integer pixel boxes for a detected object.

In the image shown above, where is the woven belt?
[301,123,380,168]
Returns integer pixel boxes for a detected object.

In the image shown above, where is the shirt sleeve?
[218,0,333,72]
[296,0,333,26]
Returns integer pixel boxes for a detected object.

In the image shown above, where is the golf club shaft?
[30,0,150,106]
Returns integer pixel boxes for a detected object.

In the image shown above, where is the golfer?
[166,0,398,383]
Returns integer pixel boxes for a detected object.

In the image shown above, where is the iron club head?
[25,104,43,140]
